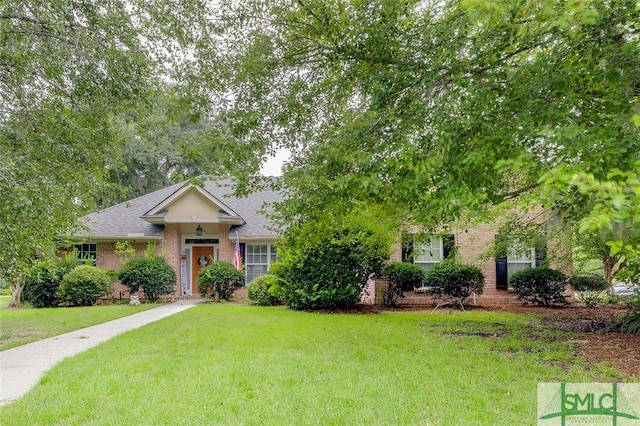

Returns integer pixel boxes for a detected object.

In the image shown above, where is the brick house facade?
[67,180,280,301]
[68,179,570,305]
[363,218,572,306]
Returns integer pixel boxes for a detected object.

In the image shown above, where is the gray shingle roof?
[70,179,282,240]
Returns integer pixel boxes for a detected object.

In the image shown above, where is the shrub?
[273,222,391,310]
[381,262,425,306]
[198,261,245,301]
[623,294,640,334]
[509,267,568,306]
[119,255,176,302]
[23,257,82,308]
[569,274,609,292]
[576,291,607,308]
[58,265,111,306]
[423,262,485,307]
[247,274,283,306]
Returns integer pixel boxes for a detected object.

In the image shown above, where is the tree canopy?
[2,0,639,305]
[0,0,216,305]
[201,0,639,247]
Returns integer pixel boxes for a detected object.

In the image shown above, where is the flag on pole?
[232,232,242,271]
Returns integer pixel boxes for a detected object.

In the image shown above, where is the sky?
[260,148,291,176]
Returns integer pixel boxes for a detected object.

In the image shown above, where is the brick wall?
[363,217,572,306]
[96,241,158,301]
[162,224,181,295]
[218,224,234,262]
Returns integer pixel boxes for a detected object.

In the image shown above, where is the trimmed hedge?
[381,262,425,306]
[569,274,609,292]
[198,261,245,301]
[58,265,111,306]
[509,267,568,306]
[247,274,283,306]
[423,262,485,307]
[119,255,176,302]
[23,258,82,308]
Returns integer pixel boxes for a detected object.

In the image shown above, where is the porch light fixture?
[196,224,203,236]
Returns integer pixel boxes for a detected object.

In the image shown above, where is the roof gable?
[68,179,282,240]
[142,184,244,225]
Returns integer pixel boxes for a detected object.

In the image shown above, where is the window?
[185,238,219,244]
[74,243,97,265]
[496,235,546,290]
[507,242,534,280]
[245,244,277,283]
[413,236,443,271]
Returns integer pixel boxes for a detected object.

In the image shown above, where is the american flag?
[232,232,242,271]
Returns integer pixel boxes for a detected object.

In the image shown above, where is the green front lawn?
[0,302,157,351]
[0,295,10,309]
[0,304,625,425]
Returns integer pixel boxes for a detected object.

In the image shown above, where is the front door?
[192,246,214,294]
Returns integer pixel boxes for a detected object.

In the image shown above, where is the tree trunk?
[9,280,25,308]
[602,256,615,284]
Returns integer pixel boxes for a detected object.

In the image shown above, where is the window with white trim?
[507,241,535,279]
[413,236,443,271]
[246,244,277,283]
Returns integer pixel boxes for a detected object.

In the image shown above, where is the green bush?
[247,274,283,306]
[198,261,245,301]
[381,262,426,306]
[23,257,82,308]
[509,267,568,306]
[569,274,609,292]
[623,294,640,334]
[273,222,390,310]
[119,255,176,302]
[576,291,607,308]
[423,262,485,307]
[58,265,111,306]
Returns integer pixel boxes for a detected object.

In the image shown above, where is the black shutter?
[401,235,413,263]
[535,239,547,267]
[239,243,246,266]
[496,258,508,289]
[442,234,455,260]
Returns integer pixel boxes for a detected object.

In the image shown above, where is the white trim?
[245,243,278,284]
[413,236,443,269]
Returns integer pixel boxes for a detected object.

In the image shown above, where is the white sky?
[260,148,291,176]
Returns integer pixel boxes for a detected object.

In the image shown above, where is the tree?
[101,93,218,207]
[0,1,217,306]
[574,222,640,284]
[201,0,639,251]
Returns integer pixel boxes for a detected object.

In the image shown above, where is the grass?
[0,300,157,351]
[0,295,10,309]
[0,304,626,425]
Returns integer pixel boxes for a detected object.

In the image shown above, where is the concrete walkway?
[0,299,200,406]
